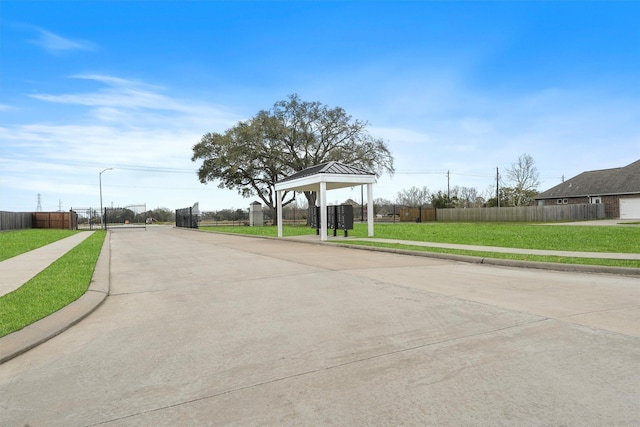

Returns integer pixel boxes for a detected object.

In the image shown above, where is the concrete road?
[1,226,638,426]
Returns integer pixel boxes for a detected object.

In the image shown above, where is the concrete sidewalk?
[0,231,95,298]
[352,237,640,260]
[286,233,640,262]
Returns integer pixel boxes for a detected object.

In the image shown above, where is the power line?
[111,165,196,174]
[23,157,198,174]
[396,170,446,174]
[107,184,212,191]
[396,170,495,178]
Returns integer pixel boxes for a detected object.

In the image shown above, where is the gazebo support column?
[277,190,283,238]
[367,183,374,237]
[319,181,327,241]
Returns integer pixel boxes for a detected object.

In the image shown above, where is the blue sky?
[1,1,638,212]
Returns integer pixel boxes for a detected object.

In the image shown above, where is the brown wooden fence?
[398,207,437,222]
[435,203,605,222]
[32,211,78,229]
[0,211,33,231]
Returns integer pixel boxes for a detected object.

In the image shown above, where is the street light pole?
[99,168,113,229]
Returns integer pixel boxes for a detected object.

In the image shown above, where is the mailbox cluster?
[308,205,354,237]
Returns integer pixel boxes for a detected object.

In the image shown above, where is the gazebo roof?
[275,161,377,192]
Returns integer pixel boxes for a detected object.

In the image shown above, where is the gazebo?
[274,161,377,241]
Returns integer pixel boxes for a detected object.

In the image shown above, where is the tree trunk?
[304,191,317,208]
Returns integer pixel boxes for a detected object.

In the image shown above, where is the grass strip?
[333,240,640,268]
[0,231,106,337]
[200,222,640,254]
[200,225,315,237]
[367,223,640,253]
[0,229,79,262]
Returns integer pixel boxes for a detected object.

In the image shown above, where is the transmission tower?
[37,194,43,212]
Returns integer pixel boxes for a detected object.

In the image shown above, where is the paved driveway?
[1,226,638,425]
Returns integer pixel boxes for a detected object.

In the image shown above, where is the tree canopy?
[504,153,540,206]
[192,94,394,210]
[395,186,430,207]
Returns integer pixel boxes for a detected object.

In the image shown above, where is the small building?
[249,201,264,226]
[274,161,377,241]
[535,159,640,219]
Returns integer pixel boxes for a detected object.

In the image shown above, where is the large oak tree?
[192,94,394,210]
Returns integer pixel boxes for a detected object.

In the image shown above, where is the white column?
[367,183,374,237]
[277,190,283,238]
[319,182,327,241]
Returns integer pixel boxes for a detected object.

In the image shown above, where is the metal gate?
[104,204,147,230]
[176,206,199,229]
[71,207,101,230]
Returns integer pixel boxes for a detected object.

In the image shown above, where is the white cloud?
[28,74,238,129]
[29,27,97,55]
[369,127,430,146]
[0,74,250,212]
[461,117,493,135]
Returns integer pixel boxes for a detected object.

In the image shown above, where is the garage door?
[620,198,640,219]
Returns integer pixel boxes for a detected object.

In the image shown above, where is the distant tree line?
[146,207,175,223]
[389,154,541,209]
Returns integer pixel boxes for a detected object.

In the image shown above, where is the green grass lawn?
[201,222,640,267]
[201,224,315,237]
[0,229,79,262]
[0,231,106,338]
[363,222,640,253]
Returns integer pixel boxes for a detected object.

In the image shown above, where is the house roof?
[275,161,376,192]
[536,159,640,199]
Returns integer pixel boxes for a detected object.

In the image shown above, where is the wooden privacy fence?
[0,211,33,231]
[436,204,605,222]
[32,211,78,229]
[1,210,83,231]
[398,207,436,222]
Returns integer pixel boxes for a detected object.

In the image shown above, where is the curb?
[0,231,111,365]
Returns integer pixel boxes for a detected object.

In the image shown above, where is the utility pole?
[446,170,450,207]
[58,199,62,212]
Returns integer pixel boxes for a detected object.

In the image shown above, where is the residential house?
[535,160,640,219]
